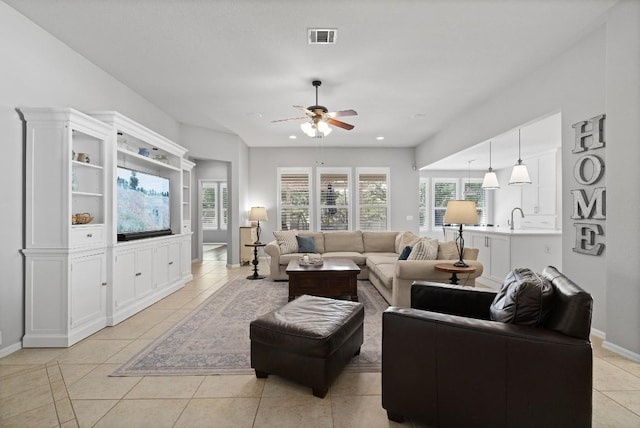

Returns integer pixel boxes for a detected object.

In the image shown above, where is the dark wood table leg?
[247,245,264,280]
[449,272,459,285]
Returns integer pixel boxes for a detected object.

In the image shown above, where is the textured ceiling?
[4,0,615,155]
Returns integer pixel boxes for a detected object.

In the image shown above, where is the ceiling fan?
[272,80,357,137]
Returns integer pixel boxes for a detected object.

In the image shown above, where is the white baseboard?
[590,327,606,339]
[603,340,640,363]
[0,341,23,359]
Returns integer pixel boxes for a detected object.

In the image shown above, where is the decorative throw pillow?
[437,241,459,260]
[398,245,413,260]
[296,235,316,253]
[273,230,298,254]
[407,238,439,260]
[398,231,421,252]
[490,268,555,326]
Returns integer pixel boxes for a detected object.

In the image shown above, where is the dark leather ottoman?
[250,294,364,398]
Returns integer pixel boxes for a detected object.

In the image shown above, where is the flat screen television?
[116,166,172,241]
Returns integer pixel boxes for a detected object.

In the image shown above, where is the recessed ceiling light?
[411,113,427,119]
[376,136,384,140]
[289,135,297,139]
[246,112,263,119]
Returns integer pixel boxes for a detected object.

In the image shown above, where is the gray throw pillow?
[296,235,316,253]
[490,268,554,326]
[398,245,412,260]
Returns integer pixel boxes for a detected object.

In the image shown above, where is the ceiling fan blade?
[293,105,314,116]
[271,116,308,123]
[326,118,355,130]
[328,109,357,118]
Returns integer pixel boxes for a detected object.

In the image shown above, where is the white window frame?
[463,178,488,225]
[419,177,429,231]
[220,182,228,230]
[316,167,352,231]
[355,167,390,230]
[200,180,227,231]
[277,167,313,231]
[431,178,458,229]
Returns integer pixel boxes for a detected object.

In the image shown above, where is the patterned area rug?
[112,277,388,376]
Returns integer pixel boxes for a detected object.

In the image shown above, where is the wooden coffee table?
[286,258,361,302]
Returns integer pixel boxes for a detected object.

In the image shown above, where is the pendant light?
[481,140,500,189]
[508,129,531,185]
[463,160,475,197]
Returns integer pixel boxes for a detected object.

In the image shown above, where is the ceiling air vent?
[308,29,337,44]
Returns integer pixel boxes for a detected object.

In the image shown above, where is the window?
[356,168,389,230]
[432,179,458,228]
[278,168,312,231]
[200,181,228,230]
[463,178,488,225]
[201,182,217,230]
[220,182,228,230]
[317,168,351,231]
[419,178,429,229]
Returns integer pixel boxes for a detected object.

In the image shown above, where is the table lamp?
[443,200,478,267]
[249,207,268,244]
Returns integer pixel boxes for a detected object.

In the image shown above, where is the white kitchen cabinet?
[470,232,511,287]
[522,151,557,217]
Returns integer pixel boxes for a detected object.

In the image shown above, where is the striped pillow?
[407,238,439,260]
[273,230,298,254]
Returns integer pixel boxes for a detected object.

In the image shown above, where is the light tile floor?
[1,259,639,427]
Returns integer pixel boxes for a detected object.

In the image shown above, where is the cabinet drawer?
[71,225,104,247]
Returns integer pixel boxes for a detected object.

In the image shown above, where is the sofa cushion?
[296,235,316,253]
[395,231,420,253]
[437,241,459,260]
[322,252,366,266]
[324,231,364,253]
[273,230,299,254]
[369,262,395,290]
[408,238,439,260]
[366,254,400,267]
[398,245,413,260]
[363,231,398,253]
[298,231,325,254]
[490,268,554,326]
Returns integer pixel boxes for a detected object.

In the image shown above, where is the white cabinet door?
[70,252,106,329]
[168,242,181,284]
[135,247,154,298]
[155,242,182,289]
[113,251,136,310]
[488,235,511,283]
[471,233,490,273]
[181,237,192,278]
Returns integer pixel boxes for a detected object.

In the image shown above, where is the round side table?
[434,263,476,285]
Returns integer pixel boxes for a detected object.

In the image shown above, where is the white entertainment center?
[21,108,194,347]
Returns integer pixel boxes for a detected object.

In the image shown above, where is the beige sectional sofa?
[264,230,483,307]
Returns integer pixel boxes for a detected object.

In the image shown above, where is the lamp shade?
[509,163,532,185]
[443,200,478,225]
[248,206,268,222]
[482,170,500,189]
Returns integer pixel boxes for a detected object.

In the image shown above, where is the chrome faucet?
[509,207,524,231]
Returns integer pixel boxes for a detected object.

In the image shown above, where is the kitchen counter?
[461,226,561,236]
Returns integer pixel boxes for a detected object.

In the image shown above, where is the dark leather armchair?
[382,266,593,427]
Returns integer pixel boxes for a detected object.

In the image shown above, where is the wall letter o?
[573,154,604,185]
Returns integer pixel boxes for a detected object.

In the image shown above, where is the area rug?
[111,277,388,376]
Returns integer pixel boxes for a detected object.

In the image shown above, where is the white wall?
[603,1,640,358]
[416,4,640,359]
[179,124,249,266]
[248,146,419,244]
[0,2,181,354]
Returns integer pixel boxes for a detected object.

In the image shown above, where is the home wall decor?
[570,114,606,256]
